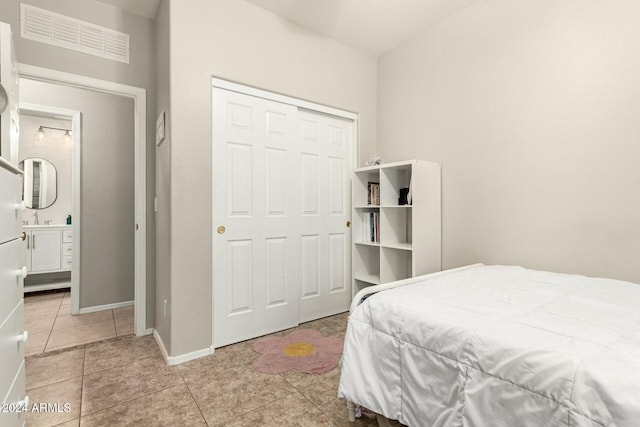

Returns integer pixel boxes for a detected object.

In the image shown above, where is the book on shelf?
[363,211,380,243]
[367,182,380,205]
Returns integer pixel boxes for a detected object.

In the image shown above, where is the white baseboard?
[23,280,71,293]
[78,300,133,314]
[153,329,170,362]
[152,329,213,366]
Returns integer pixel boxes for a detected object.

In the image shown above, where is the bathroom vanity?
[22,224,72,293]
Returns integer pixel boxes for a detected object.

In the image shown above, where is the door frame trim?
[20,102,82,316]
[211,77,359,349]
[19,64,148,336]
[211,77,359,120]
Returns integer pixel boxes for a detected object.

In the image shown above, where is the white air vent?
[21,3,130,64]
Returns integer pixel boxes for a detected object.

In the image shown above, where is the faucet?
[33,211,39,225]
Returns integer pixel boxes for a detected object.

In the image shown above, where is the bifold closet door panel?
[298,109,353,323]
[212,88,300,347]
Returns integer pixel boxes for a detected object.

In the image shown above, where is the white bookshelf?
[352,159,441,295]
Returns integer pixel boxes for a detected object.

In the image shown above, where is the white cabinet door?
[30,230,61,272]
[298,110,353,322]
[212,88,300,347]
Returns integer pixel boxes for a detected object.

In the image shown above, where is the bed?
[338,264,640,426]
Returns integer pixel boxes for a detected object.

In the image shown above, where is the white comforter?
[338,265,640,427]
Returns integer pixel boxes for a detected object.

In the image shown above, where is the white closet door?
[298,109,353,322]
[213,88,300,348]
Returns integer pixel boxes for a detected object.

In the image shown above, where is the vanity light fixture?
[63,130,72,146]
[34,125,72,144]
[35,126,46,142]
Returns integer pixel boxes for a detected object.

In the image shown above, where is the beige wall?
[165,0,377,356]
[378,0,640,282]
[0,0,156,326]
[0,0,154,89]
[154,0,171,351]
[21,79,136,308]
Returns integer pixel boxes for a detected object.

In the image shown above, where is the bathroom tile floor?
[25,312,379,427]
[25,290,134,356]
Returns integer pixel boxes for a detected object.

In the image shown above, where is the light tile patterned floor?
[24,313,379,427]
[24,290,134,356]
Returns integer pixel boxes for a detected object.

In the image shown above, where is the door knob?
[17,330,28,343]
[21,231,26,241]
[19,266,28,279]
[346,221,352,228]
[217,226,226,235]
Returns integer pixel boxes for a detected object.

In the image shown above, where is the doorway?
[19,104,79,288]
[18,64,148,337]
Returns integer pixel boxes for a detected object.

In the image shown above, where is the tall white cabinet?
[0,162,27,427]
[0,21,27,427]
[352,160,441,295]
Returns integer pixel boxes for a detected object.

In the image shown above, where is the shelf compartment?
[354,208,381,244]
[380,164,412,207]
[353,169,380,207]
[381,242,412,251]
[354,241,380,248]
[380,207,412,246]
[354,274,380,285]
[354,276,380,295]
[380,247,413,284]
[353,244,380,289]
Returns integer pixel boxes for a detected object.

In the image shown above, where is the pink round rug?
[252,329,343,375]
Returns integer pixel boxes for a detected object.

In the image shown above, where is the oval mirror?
[0,83,8,114]
[19,158,58,209]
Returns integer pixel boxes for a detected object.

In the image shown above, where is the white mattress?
[338,265,640,426]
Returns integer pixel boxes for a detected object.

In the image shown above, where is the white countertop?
[23,224,71,229]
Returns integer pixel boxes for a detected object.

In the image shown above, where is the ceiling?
[95,0,160,20]
[244,0,476,55]
[92,0,475,54]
